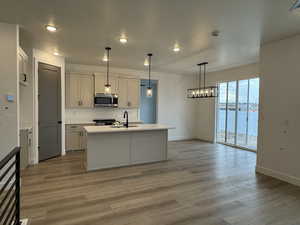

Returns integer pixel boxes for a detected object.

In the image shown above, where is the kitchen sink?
[111,125,138,128]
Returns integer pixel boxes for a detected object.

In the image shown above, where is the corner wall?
[0,23,19,160]
[256,34,300,186]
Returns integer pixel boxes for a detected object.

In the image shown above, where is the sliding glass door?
[216,78,260,150]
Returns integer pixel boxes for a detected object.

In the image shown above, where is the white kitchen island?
[83,124,173,171]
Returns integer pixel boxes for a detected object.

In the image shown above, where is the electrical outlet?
[0,106,8,111]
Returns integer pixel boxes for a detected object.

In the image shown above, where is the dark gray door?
[38,63,61,161]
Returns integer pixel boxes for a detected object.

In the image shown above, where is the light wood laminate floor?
[21,140,300,225]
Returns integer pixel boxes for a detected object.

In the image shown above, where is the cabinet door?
[110,76,118,94]
[118,78,128,108]
[95,74,118,94]
[66,131,82,150]
[94,74,105,93]
[80,75,94,108]
[66,75,81,108]
[127,79,140,108]
[131,130,167,164]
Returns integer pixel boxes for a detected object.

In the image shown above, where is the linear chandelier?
[187,62,218,99]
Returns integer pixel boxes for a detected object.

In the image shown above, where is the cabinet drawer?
[66,125,82,132]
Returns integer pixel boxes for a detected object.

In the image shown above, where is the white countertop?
[84,124,174,134]
[65,120,143,125]
[65,121,96,125]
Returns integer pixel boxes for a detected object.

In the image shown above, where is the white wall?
[32,49,65,164]
[66,64,197,141]
[256,34,300,186]
[195,63,260,142]
[66,108,139,124]
[0,23,19,160]
[19,49,34,129]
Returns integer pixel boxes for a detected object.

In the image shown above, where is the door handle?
[58,121,62,124]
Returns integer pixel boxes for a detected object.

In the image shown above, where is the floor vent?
[290,0,300,10]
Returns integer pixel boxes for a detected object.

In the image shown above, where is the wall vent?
[290,0,300,10]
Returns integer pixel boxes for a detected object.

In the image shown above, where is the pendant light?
[187,62,218,99]
[104,47,112,95]
[146,53,153,97]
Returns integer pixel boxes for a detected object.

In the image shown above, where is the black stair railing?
[0,147,21,225]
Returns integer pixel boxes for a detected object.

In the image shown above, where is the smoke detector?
[211,30,220,37]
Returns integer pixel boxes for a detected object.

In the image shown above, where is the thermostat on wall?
[6,95,14,102]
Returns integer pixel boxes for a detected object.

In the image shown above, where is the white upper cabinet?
[66,74,94,108]
[118,78,140,108]
[94,73,118,94]
[66,72,140,109]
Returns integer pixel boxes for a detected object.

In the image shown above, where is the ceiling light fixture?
[144,57,149,66]
[45,25,57,32]
[120,34,128,44]
[53,52,59,56]
[187,62,218,99]
[104,47,112,95]
[146,53,153,97]
[102,52,108,62]
[173,43,180,52]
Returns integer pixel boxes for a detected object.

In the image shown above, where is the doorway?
[216,78,260,151]
[140,79,158,124]
[38,63,62,161]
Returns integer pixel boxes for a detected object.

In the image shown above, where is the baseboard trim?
[256,166,300,187]
[193,138,214,144]
[168,136,194,141]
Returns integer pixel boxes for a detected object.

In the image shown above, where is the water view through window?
[216,78,260,150]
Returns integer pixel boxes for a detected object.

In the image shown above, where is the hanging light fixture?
[187,62,218,99]
[104,47,112,95]
[146,53,153,97]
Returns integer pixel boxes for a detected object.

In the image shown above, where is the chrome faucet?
[123,111,129,128]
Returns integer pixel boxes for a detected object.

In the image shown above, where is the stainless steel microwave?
[94,93,118,107]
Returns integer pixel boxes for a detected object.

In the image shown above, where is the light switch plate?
[6,95,14,102]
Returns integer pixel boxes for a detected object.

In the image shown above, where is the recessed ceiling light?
[173,43,180,52]
[45,25,57,32]
[120,34,128,44]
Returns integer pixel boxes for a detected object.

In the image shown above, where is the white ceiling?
[1,0,300,75]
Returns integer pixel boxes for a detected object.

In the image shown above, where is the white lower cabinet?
[86,130,168,171]
[66,124,90,151]
[87,133,131,170]
[131,131,167,164]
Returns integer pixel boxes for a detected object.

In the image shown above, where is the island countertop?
[84,124,174,134]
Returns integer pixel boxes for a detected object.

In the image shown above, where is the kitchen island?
[83,124,173,171]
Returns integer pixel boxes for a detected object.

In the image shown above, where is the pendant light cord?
[105,47,111,86]
[198,64,201,90]
[148,53,152,88]
[107,48,110,85]
[203,63,206,89]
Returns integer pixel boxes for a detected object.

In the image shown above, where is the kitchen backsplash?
[65,108,140,124]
